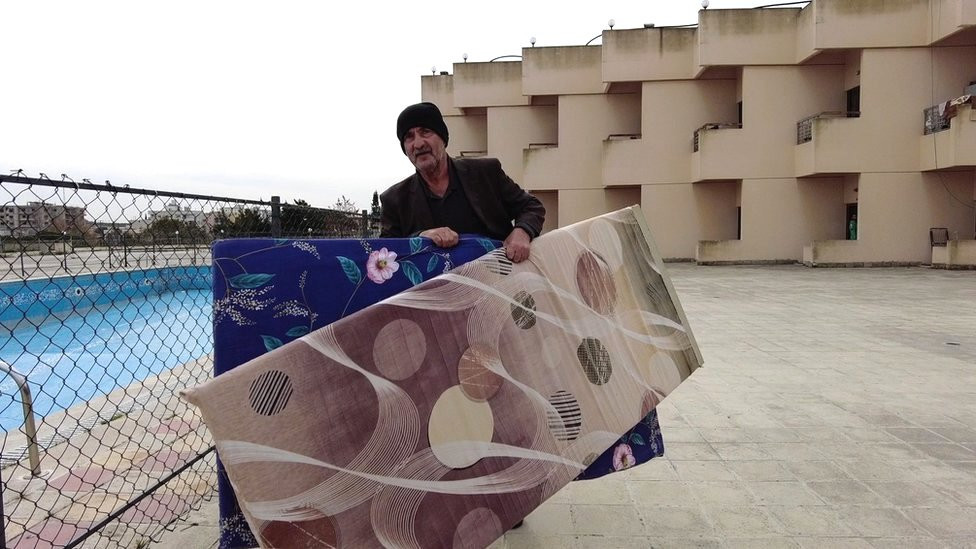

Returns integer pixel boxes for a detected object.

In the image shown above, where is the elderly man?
[380,102,545,263]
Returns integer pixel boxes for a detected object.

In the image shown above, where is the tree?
[145,217,208,244]
[212,208,271,238]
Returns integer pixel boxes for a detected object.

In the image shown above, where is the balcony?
[522,143,562,191]
[602,134,647,186]
[691,123,744,182]
[794,112,861,177]
[920,99,976,170]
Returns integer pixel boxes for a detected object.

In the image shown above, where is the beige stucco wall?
[603,28,698,82]
[642,181,740,259]
[557,189,612,227]
[698,8,800,66]
[444,115,487,158]
[932,239,976,267]
[531,190,559,235]
[523,46,605,96]
[814,0,930,48]
[920,104,976,169]
[697,65,845,181]
[421,75,462,116]
[414,0,976,266]
[858,172,975,262]
[453,62,529,108]
[606,79,736,186]
[524,93,640,190]
[486,106,557,185]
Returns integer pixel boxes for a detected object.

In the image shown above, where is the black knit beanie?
[396,102,449,152]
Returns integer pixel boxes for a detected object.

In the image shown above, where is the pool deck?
[153,263,976,548]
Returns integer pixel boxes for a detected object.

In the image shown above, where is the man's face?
[403,126,447,172]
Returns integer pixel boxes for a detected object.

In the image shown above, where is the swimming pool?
[0,267,212,433]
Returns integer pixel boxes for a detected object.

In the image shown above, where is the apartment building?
[419,0,976,266]
[0,202,88,238]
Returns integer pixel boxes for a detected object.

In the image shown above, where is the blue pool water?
[0,268,212,434]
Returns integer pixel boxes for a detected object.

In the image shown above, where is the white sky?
[2,0,764,212]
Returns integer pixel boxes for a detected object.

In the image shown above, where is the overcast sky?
[3,0,765,211]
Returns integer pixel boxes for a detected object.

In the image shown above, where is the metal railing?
[0,361,40,477]
[692,123,742,152]
[0,171,379,547]
[607,133,641,141]
[796,111,860,144]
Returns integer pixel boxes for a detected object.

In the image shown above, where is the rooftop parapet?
[602,27,699,82]
[452,61,529,108]
[522,45,606,96]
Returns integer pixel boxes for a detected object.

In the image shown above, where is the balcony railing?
[923,105,951,135]
[606,133,641,141]
[693,123,741,152]
[527,142,558,149]
[796,112,860,144]
[459,150,487,157]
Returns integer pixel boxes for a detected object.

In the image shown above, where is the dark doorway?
[846,86,861,117]
[846,203,858,240]
[736,101,743,125]
[736,207,742,240]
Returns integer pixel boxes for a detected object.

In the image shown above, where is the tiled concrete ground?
[156,264,976,548]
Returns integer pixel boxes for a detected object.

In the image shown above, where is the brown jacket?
[379,157,545,240]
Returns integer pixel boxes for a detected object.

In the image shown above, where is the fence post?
[271,196,282,238]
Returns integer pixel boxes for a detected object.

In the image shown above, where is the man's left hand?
[503,227,532,263]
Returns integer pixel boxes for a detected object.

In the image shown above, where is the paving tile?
[702,505,781,537]
[784,461,851,482]
[866,538,939,549]
[688,481,757,506]
[921,477,976,506]
[504,533,579,549]
[665,443,722,461]
[794,538,875,549]
[744,481,825,506]
[862,481,947,507]
[519,503,573,537]
[726,461,796,481]
[670,460,737,482]
[834,460,912,482]
[910,443,976,461]
[627,480,698,507]
[570,504,644,536]
[725,539,799,549]
[637,505,712,538]
[930,427,976,444]
[901,507,976,537]
[804,480,889,506]
[710,443,774,461]
[834,506,929,537]
[766,506,856,536]
[884,428,951,443]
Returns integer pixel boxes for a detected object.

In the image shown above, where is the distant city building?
[421,0,976,266]
[0,202,89,237]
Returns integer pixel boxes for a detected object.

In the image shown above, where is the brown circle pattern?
[457,345,504,402]
[452,507,504,549]
[576,338,612,385]
[575,251,617,315]
[510,290,537,330]
[248,370,293,416]
[260,516,338,547]
[546,390,582,441]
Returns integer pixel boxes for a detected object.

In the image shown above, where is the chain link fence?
[0,171,378,548]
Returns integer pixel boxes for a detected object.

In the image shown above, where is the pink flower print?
[612,443,636,471]
[366,248,399,284]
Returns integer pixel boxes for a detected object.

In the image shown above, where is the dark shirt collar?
[417,158,458,200]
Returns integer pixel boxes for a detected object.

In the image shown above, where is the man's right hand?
[420,227,459,248]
